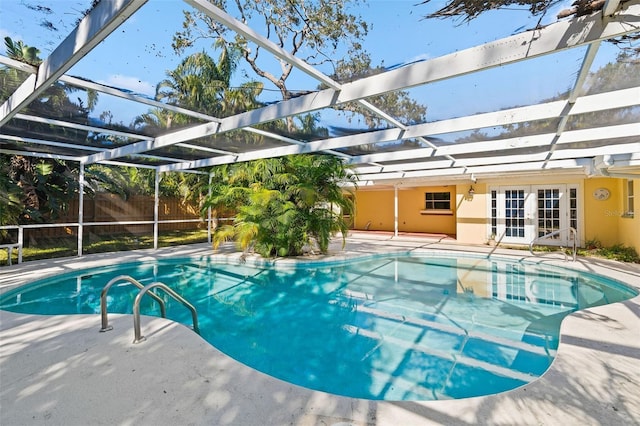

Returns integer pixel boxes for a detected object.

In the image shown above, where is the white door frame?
[489,184,581,246]
[494,186,535,244]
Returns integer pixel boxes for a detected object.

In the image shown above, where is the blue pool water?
[0,253,636,401]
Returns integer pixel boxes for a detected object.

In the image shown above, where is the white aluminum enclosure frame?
[0,0,638,184]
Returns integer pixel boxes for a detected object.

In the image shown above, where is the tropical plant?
[2,38,105,227]
[4,36,41,65]
[204,154,356,257]
[7,156,77,223]
[84,164,155,199]
[159,171,209,206]
[0,155,23,240]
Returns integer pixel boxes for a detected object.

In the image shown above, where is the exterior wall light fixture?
[467,186,475,201]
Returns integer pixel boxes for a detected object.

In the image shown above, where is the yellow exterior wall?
[584,178,621,247]
[617,178,640,254]
[353,177,639,253]
[353,190,395,231]
[455,183,489,244]
[353,186,456,234]
[398,186,456,234]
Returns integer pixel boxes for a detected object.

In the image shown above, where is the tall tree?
[173,0,369,130]
[329,54,428,129]
[139,47,263,136]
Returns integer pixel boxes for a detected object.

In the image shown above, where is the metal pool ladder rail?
[133,282,200,344]
[529,227,577,262]
[100,275,167,332]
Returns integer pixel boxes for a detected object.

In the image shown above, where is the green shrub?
[578,240,640,263]
[598,244,640,263]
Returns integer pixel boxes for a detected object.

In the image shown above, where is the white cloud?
[98,74,155,97]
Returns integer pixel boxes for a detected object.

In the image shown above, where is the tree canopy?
[173,0,369,103]
[420,0,598,21]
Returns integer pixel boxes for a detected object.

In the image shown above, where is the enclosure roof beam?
[357,159,590,182]
[0,0,147,127]
[353,142,640,175]
[0,55,37,73]
[159,121,638,172]
[0,134,107,152]
[603,0,623,16]
[92,1,640,167]
[212,2,640,133]
[157,85,640,172]
[0,148,83,162]
[59,75,222,123]
[14,113,154,141]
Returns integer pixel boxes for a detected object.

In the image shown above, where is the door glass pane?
[505,190,526,238]
[569,188,578,236]
[537,188,562,238]
[491,190,497,236]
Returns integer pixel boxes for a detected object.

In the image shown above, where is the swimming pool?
[0,252,636,401]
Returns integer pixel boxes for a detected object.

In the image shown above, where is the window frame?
[624,180,635,218]
[421,191,453,215]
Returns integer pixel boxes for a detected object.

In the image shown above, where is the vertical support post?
[394,184,399,237]
[78,163,85,257]
[207,173,212,245]
[154,169,160,250]
[17,226,23,263]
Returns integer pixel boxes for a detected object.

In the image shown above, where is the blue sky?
[0,0,619,128]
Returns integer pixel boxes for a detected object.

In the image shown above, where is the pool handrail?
[100,275,167,332]
[133,281,200,344]
[529,227,577,262]
[487,230,507,258]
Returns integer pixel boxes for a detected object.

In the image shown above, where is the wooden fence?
[33,194,205,238]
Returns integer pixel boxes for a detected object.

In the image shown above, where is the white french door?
[490,185,579,246]
[493,186,535,244]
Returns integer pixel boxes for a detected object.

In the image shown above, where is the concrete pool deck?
[1,233,639,425]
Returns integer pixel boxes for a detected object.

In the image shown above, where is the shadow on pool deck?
[1,236,639,425]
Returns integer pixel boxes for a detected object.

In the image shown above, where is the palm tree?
[4,36,41,65]
[155,45,263,121]
[206,154,356,257]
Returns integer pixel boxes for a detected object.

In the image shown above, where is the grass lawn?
[0,229,210,266]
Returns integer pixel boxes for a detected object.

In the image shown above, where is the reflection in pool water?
[1,253,636,401]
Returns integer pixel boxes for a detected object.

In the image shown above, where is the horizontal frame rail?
[0,218,220,265]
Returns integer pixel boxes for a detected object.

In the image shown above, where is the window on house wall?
[425,192,451,210]
[625,180,635,218]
